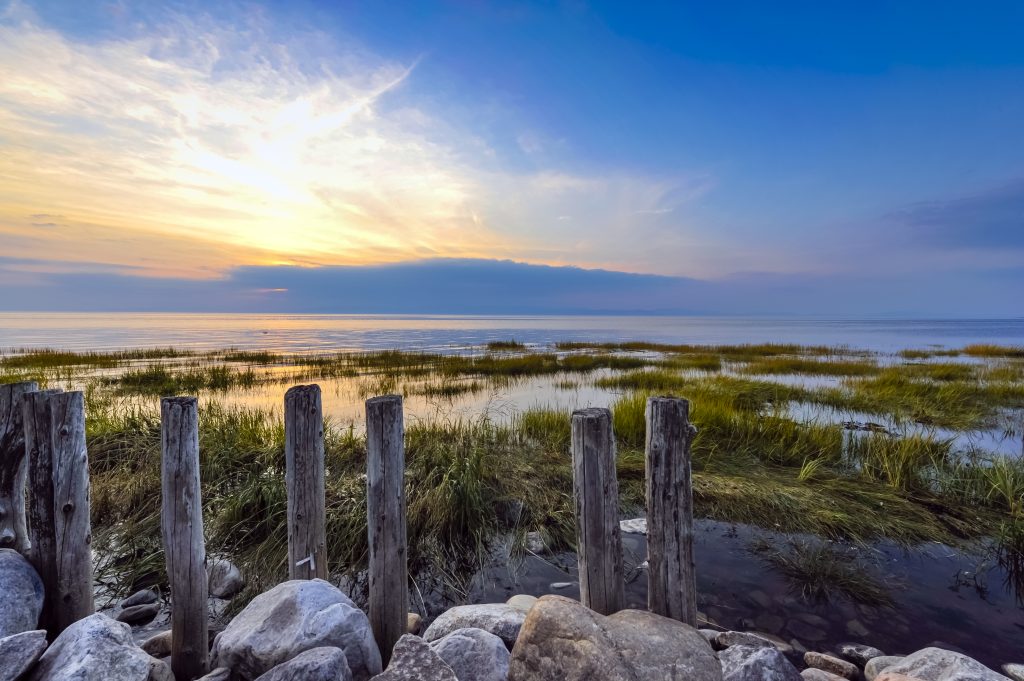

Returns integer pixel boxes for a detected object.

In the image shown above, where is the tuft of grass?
[962,344,1024,359]
[751,538,894,606]
[740,357,879,377]
[847,432,952,492]
[486,339,526,351]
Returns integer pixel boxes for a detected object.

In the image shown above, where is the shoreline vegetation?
[2,340,1023,610]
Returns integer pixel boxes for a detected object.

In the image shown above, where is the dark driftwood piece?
[645,396,697,625]
[571,407,624,615]
[161,397,208,681]
[366,394,407,665]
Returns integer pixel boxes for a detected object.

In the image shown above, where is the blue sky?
[1,1,1022,314]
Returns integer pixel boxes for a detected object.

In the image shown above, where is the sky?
[1,0,1022,315]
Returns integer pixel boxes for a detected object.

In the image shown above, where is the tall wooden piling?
[0,381,38,554]
[366,394,407,665]
[285,384,327,580]
[571,407,624,615]
[645,396,697,625]
[160,397,208,681]
[23,389,94,639]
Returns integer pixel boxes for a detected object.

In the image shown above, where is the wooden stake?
[160,397,208,681]
[0,381,38,554]
[571,407,624,615]
[645,396,697,625]
[23,389,94,638]
[366,394,407,665]
[285,384,327,580]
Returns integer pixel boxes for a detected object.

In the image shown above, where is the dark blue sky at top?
[7,1,1024,314]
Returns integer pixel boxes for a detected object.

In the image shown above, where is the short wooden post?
[285,384,327,580]
[645,396,697,625]
[571,407,624,615]
[0,381,38,553]
[366,395,407,665]
[160,397,208,681]
[23,389,94,639]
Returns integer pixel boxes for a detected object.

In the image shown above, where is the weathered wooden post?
[23,389,94,639]
[571,407,624,615]
[160,397,208,681]
[645,396,697,625]
[0,381,38,554]
[366,394,407,665]
[285,384,327,580]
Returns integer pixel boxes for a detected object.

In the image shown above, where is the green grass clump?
[2,347,192,369]
[962,344,1024,359]
[107,365,259,395]
[485,339,526,351]
[740,357,878,377]
[846,432,952,492]
[751,539,894,606]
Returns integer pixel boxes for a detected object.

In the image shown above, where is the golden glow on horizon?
[0,4,726,280]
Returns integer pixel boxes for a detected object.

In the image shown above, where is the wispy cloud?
[0,2,715,279]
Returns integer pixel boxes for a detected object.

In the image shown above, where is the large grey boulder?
[507,595,720,681]
[0,629,47,681]
[720,645,801,681]
[0,549,43,638]
[211,578,381,681]
[429,627,509,681]
[424,604,526,651]
[254,647,352,681]
[208,559,244,599]
[26,613,172,681]
[372,634,457,681]
[881,647,1009,681]
[865,656,905,681]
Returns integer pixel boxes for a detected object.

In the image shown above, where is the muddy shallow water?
[458,520,1023,670]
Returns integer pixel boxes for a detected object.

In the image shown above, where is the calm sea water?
[1,312,1022,352]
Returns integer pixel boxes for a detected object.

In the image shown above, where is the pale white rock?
[0,549,43,639]
[1003,664,1024,681]
[372,634,457,681]
[0,629,47,681]
[720,645,801,681]
[423,604,526,651]
[211,578,381,681]
[26,613,165,681]
[429,628,509,681]
[505,595,537,613]
[837,642,885,666]
[208,558,244,599]
[405,613,422,635]
[141,630,172,658]
[865,656,905,681]
[713,630,775,650]
[801,670,846,681]
[507,595,720,681]
[882,647,1010,681]
[619,518,648,535]
[254,646,352,681]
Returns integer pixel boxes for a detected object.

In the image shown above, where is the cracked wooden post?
[571,407,624,615]
[161,397,208,681]
[366,394,407,666]
[285,384,327,580]
[645,396,697,625]
[0,381,38,554]
[23,389,94,639]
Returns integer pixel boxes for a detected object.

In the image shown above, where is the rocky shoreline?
[2,547,1021,681]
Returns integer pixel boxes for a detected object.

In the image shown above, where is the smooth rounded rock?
[805,651,859,680]
[882,647,1008,681]
[802,670,846,681]
[375,634,457,681]
[714,630,775,650]
[254,646,352,681]
[197,668,231,681]
[505,595,537,613]
[865,656,906,681]
[26,613,163,681]
[508,595,721,681]
[423,604,526,651]
[1003,664,1024,681]
[120,588,159,609]
[430,627,509,681]
[0,629,47,681]
[208,559,244,599]
[838,642,886,666]
[211,578,381,681]
[117,602,160,625]
[141,630,172,658]
[405,613,422,635]
[0,549,43,639]
[720,645,801,681]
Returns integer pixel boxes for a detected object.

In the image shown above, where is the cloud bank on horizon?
[1,0,1022,315]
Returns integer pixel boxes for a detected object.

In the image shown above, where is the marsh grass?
[963,344,1024,359]
[750,538,894,606]
[740,357,879,377]
[486,339,526,351]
